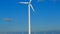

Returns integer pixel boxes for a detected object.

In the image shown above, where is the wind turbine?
[18,0,35,34]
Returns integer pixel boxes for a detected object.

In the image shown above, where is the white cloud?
[1,18,13,22]
[37,0,44,2]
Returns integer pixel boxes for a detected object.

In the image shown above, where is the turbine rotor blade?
[18,2,29,4]
[30,0,32,2]
[30,4,35,13]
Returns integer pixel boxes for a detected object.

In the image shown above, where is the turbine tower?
[18,0,35,34]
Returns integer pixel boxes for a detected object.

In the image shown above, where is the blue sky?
[0,0,60,32]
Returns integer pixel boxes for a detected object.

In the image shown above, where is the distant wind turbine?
[18,0,35,34]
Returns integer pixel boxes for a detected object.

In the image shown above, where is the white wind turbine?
[18,0,35,34]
